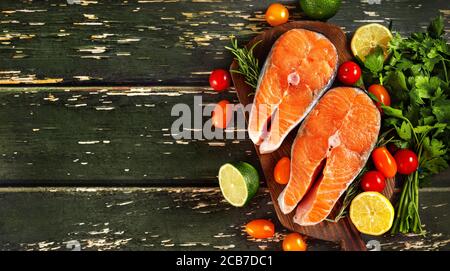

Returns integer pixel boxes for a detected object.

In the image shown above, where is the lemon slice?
[218,162,259,207]
[351,23,393,61]
[350,192,394,236]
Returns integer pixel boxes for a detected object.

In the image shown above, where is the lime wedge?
[218,162,259,207]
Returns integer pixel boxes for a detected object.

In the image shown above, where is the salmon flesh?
[248,29,338,154]
[278,87,381,226]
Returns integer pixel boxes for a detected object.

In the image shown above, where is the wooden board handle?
[340,217,367,251]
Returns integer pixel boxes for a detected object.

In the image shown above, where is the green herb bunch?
[361,16,449,234]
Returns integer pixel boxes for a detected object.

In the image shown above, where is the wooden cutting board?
[230,21,395,251]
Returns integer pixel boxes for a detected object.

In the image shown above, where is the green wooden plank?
[0,187,448,251]
[0,86,448,186]
[0,187,339,251]
[0,0,447,85]
[0,87,259,185]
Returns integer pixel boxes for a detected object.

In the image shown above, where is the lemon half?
[350,192,395,236]
[351,23,393,61]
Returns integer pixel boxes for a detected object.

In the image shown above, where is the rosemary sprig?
[225,37,261,89]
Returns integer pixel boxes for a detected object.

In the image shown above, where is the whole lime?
[300,0,341,20]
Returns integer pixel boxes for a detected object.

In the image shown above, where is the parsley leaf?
[428,15,444,38]
[395,121,412,140]
[363,46,385,75]
[432,99,450,123]
[422,157,448,174]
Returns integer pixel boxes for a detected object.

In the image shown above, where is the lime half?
[218,162,259,207]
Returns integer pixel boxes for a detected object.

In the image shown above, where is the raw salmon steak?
[278,87,381,225]
[248,29,338,154]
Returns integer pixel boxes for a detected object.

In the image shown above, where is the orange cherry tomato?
[265,3,289,26]
[245,219,275,239]
[368,84,391,113]
[274,157,290,185]
[282,233,307,251]
[372,146,397,178]
[212,100,232,129]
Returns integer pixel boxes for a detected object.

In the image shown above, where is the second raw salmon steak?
[248,29,338,154]
[278,87,381,226]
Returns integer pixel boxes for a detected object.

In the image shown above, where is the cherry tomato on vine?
[368,84,391,113]
[394,149,419,175]
[360,170,386,192]
[337,61,361,85]
[274,157,290,185]
[265,3,289,26]
[282,233,307,251]
[372,146,397,178]
[245,219,275,239]
[212,100,232,129]
[209,69,231,92]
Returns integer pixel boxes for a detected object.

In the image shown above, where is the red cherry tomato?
[282,233,307,251]
[368,84,391,113]
[265,3,289,27]
[245,219,275,239]
[337,61,361,85]
[209,69,231,92]
[274,157,290,185]
[212,100,232,129]
[394,149,419,175]
[360,171,386,192]
[372,146,397,178]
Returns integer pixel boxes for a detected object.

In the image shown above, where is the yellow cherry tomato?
[212,100,232,129]
[265,3,289,27]
[274,157,290,185]
[282,232,307,251]
[245,219,275,239]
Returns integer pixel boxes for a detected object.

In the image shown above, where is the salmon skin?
[248,29,338,154]
[278,87,381,226]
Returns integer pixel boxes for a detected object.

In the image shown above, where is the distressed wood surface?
[0,187,448,251]
[0,0,448,85]
[0,86,448,186]
[0,0,449,251]
[0,86,259,185]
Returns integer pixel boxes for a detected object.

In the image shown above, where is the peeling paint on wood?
[0,187,448,251]
[0,0,447,85]
[0,86,258,185]
[0,0,449,251]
